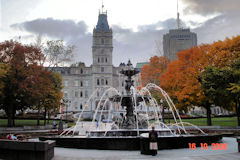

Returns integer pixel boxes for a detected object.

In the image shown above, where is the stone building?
[51,11,139,113]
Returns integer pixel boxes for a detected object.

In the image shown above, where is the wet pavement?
[53,137,240,160]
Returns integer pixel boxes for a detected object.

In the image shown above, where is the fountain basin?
[39,134,222,150]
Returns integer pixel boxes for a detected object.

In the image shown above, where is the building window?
[101,57,104,63]
[80,104,83,110]
[74,102,78,110]
[97,79,100,85]
[75,91,78,97]
[105,58,107,63]
[80,81,83,87]
[98,58,100,63]
[101,49,104,54]
[122,81,124,87]
[85,90,88,98]
[101,79,104,85]
[80,91,83,97]
[101,38,104,44]
[64,92,68,98]
[101,67,104,72]
[64,80,68,87]
[80,68,83,74]
[74,80,78,87]
[85,81,88,86]
[106,80,108,85]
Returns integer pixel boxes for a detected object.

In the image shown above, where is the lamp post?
[160,99,164,123]
[60,99,64,119]
[65,99,71,124]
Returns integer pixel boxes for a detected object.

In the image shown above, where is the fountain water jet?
[40,60,222,150]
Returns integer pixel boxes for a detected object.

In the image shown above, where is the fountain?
[40,60,222,150]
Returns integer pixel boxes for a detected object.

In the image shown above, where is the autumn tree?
[41,72,63,125]
[160,35,240,125]
[0,40,45,126]
[140,56,170,86]
[160,45,214,125]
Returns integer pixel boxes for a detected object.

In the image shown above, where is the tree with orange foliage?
[160,35,240,126]
[140,56,170,86]
[0,40,62,126]
[160,45,214,125]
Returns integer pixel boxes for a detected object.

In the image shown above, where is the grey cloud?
[10,14,240,66]
[182,0,240,15]
[11,18,89,40]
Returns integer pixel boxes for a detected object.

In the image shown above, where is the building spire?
[177,0,180,29]
[102,0,104,13]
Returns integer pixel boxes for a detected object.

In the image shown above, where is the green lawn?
[0,117,238,127]
[0,119,74,127]
[165,117,238,126]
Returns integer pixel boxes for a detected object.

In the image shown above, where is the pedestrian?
[149,125,158,156]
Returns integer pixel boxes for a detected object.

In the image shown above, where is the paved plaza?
[53,137,240,160]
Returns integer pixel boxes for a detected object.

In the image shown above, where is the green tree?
[200,60,240,126]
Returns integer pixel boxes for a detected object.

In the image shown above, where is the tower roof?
[96,13,110,32]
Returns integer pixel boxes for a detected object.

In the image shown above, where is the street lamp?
[160,99,164,123]
[65,99,71,123]
[60,99,64,119]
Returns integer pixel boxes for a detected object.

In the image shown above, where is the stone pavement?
[53,137,240,160]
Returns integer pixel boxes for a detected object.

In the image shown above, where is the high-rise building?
[163,0,197,61]
[163,29,197,61]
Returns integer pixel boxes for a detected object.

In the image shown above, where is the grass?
[0,119,75,127]
[164,117,238,126]
[0,117,237,127]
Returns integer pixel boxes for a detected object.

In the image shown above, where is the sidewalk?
[53,137,239,160]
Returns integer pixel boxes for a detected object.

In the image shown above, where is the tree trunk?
[37,106,40,126]
[206,105,212,126]
[7,112,14,127]
[7,105,14,127]
[47,111,50,124]
[236,100,240,126]
[44,106,46,125]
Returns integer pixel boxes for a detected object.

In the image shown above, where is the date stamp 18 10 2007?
[189,143,227,150]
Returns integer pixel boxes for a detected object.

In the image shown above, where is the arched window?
[80,104,83,110]
[80,81,83,87]
[98,58,100,63]
[97,79,100,85]
[101,38,104,44]
[105,58,107,63]
[106,80,108,85]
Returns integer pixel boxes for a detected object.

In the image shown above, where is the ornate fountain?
[109,60,147,129]
[40,60,222,150]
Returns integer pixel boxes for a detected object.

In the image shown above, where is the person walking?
[149,125,158,156]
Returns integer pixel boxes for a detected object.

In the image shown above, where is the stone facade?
[163,28,197,61]
[51,12,139,112]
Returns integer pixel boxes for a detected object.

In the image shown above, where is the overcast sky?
[1,0,240,66]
